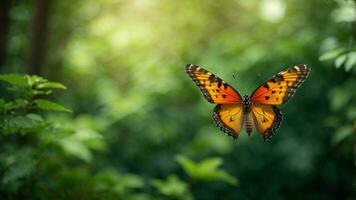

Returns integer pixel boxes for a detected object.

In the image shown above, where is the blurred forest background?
[0,0,355,199]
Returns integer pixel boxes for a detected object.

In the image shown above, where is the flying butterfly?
[185,64,310,141]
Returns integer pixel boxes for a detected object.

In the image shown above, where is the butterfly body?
[241,95,253,135]
[185,64,310,141]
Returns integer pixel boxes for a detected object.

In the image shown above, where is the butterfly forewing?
[185,64,242,104]
[250,64,310,105]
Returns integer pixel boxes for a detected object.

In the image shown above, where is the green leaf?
[2,114,47,134]
[29,89,53,96]
[334,54,347,68]
[0,74,28,86]
[59,138,92,162]
[113,173,146,194]
[25,75,47,87]
[34,99,72,112]
[120,174,145,189]
[5,99,28,111]
[36,82,67,90]
[94,169,146,197]
[26,113,44,122]
[151,175,191,198]
[319,48,345,61]
[175,155,238,186]
[345,52,356,72]
[332,126,353,144]
[332,1,356,23]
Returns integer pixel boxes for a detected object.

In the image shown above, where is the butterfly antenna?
[232,73,237,80]
[246,73,263,95]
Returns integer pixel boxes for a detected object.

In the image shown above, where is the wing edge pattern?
[185,64,242,104]
[212,104,240,139]
[262,106,283,141]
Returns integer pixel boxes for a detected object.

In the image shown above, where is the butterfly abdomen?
[244,113,254,136]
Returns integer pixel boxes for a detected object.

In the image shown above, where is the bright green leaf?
[0,74,28,86]
[25,75,47,87]
[34,99,72,112]
[175,155,238,186]
[120,174,145,189]
[151,175,191,198]
[319,48,345,61]
[36,82,67,90]
[345,52,356,72]
[74,128,103,140]
[59,139,92,162]
[26,113,44,122]
[335,54,347,68]
[30,89,53,96]
[113,173,146,194]
[332,1,356,23]
[94,169,145,196]
[175,155,197,177]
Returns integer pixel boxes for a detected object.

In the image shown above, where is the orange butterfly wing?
[250,64,310,105]
[251,104,282,141]
[212,104,243,138]
[185,64,243,138]
[185,64,242,104]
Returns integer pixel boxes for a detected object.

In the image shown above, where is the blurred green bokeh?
[0,0,355,199]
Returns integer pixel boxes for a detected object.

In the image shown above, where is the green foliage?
[317,1,355,151]
[151,175,193,200]
[331,0,356,23]
[319,48,356,71]
[94,169,146,199]
[0,74,28,86]
[176,155,238,186]
[34,99,71,112]
[319,1,356,72]
[0,74,70,135]
[0,147,36,192]
[332,125,353,144]
[58,125,103,162]
[0,74,72,195]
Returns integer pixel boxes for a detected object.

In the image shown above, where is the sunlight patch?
[259,0,286,23]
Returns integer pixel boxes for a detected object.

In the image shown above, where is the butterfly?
[185,64,310,141]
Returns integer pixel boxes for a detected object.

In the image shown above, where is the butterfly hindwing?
[212,104,244,138]
[250,64,310,105]
[185,64,242,104]
[251,104,282,141]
